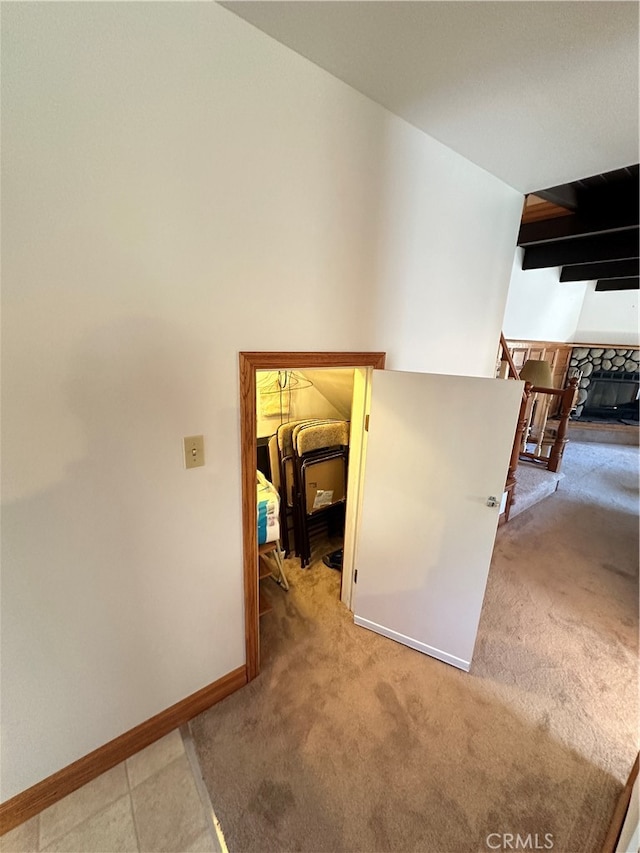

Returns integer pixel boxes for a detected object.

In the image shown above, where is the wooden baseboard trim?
[602,753,639,853]
[0,664,247,835]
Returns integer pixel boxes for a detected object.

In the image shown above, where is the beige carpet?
[190,441,638,853]
[509,461,564,518]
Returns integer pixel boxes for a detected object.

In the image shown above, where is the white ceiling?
[219,1,639,193]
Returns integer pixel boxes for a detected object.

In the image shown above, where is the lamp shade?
[520,359,554,388]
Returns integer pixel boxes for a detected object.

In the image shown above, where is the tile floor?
[1,728,225,853]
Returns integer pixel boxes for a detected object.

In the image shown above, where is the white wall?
[502,249,588,342]
[369,132,523,376]
[502,249,639,347]
[1,2,522,799]
[574,283,639,346]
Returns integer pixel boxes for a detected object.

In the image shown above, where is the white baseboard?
[353,616,471,671]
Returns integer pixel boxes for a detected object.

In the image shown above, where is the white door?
[353,369,523,671]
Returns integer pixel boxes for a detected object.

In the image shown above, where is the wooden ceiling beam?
[535,185,579,210]
[521,195,573,224]
[595,277,639,292]
[535,165,638,214]
[560,259,639,282]
[518,215,638,247]
[522,228,639,270]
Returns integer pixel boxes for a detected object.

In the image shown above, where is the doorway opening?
[239,352,386,680]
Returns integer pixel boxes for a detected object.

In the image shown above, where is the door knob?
[486,496,499,507]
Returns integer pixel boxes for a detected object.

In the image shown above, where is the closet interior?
[256,368,356,615]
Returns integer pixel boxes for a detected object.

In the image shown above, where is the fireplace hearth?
[570,347,639,423]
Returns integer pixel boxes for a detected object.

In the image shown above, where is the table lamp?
[519,359,553,388]
[519,360,554,456]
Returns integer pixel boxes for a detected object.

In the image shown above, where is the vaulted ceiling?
[518,165,639,292]
[219,2,639,294]
[220,1,639,193]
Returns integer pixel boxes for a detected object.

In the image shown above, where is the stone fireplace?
[569,347,639,422]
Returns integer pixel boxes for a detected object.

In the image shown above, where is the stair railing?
[498,332,521,380]
[497,333,527,522]
[519,377,579,473]
[497,335,578,522]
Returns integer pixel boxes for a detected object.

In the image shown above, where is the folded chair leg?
[304,519,311,568]
[271,541,289,591]
[299,509,310,569]
[279,491,290,556]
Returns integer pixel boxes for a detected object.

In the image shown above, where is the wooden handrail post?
[548,377,579,473]
[499,333,520,380]
[507,382,532,495]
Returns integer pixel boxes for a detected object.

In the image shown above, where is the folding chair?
[292,421,350,568]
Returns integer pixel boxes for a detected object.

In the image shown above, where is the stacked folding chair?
[274,419,317,557]
[269,418,350,568]
[292,420,350,568]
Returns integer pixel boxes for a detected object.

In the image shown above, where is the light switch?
[184,435,205,469]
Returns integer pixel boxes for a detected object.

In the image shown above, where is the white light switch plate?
[184,435,205,469]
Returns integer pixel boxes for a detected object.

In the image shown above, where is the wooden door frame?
[239,351,386,681]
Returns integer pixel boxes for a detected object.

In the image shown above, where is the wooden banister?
[547,377,579,472]
[508,382,532,485]
[499,333,521,380]
[518,377,579,473]
[499,335,578,522]
[499,333,526,523]
[503,381,532,521]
